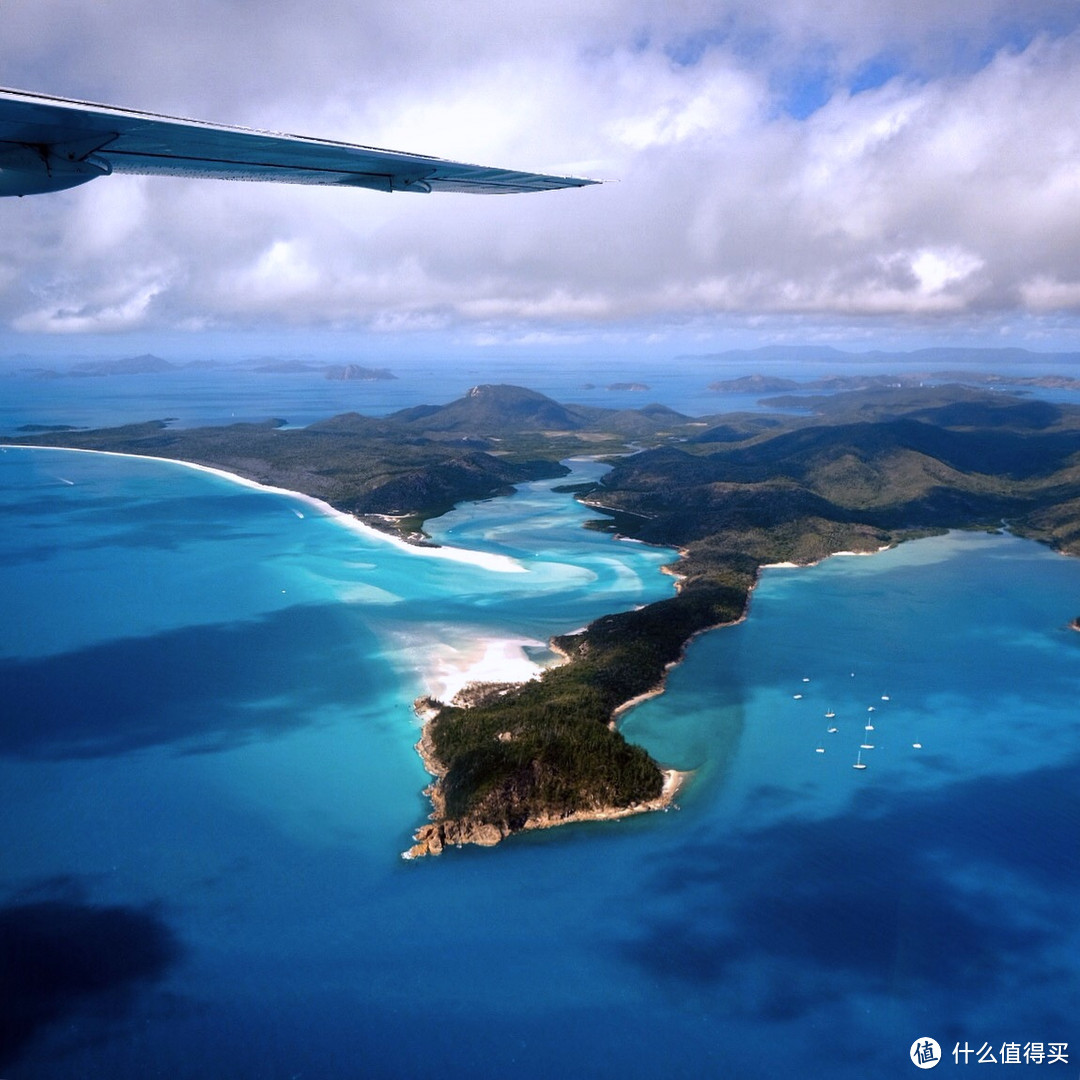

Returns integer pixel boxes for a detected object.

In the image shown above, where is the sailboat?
[853,750,867,770]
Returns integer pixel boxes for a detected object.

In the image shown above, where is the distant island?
[31,353,178,378]
[323,364,396,381]
[254,360,396,380]
[14,354,399,382]
[6,381,1080,853]
[707,374,800,393]
[708,368,1080,395]
[683,343,1080,369]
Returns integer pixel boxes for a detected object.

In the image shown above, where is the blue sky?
[2,1,1080,362]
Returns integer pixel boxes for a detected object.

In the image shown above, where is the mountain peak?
[397,385,583,432]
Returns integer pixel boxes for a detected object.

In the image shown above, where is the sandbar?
[421,636,549,704]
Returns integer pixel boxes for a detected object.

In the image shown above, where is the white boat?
[853,750,867,770]
[860,741,875,750]
[827,726,838,734]
[825,708,836,719]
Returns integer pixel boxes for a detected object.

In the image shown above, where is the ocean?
[1,361,1078,1077]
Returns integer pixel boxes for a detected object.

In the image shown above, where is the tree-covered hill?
[589,386,1080,572]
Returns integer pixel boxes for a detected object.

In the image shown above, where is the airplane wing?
[0,87,599,197]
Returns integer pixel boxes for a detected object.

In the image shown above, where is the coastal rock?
[404,819,507,858]
[464,822,504,846]
[407,824,444,857]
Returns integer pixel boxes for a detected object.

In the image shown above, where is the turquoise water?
[2,443,1080,1074]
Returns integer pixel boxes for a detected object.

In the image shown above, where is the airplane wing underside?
[0,87,599,197]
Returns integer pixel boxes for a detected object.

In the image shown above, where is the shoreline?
[16,442,901,858]
[403,725,690,858]
[602,546,898,736]
[759,544,892,570]
[19,440,688,856]
[6,443,530,574]
[421,636,550,704]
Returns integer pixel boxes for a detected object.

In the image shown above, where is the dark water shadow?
[616,758,1080,1024]
[0,884,183,1069]
[0,603,394,759]
[0,489,287,568]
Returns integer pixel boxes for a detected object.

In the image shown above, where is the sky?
[2,0,1080,363]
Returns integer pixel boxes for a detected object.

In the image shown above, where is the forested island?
[7,381,1080,853]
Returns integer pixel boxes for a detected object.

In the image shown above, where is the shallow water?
[2,446,1079,1075]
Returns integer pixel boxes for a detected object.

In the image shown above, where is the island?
[252,360,396,380]
[30,353,179,378]
[323,364,396,381]
[6,380,1080,853]
[710,368,1080,398]
[706,374,800,392]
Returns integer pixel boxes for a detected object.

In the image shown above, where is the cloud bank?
[2,1,1079,351]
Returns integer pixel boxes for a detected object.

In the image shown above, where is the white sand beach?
[422,636,549,703]
[20,445,529,574]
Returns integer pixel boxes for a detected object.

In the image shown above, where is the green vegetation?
[431,693,662,826]
[9,380,1080,851]
[1,385,712,537]
[0,415,570,534]
[425,585,744,831]
[587,385,1080,582]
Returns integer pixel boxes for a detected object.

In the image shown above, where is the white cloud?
[908,248,984,296]
[604,52,760,150]
[2,2,1080,350]
[14,277,166,334]
[235,240,321,304]
[1021,277,1080,312]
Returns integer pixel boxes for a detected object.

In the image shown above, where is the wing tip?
[0,86,608,197]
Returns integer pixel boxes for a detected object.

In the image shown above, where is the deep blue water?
[2,367,1079,1077]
